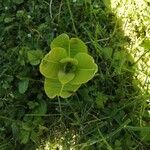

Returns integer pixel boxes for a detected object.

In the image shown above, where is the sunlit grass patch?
[110,0,150,93]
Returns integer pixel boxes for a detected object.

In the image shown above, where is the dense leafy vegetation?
[0,0,149,149]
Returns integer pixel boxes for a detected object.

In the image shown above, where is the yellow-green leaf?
[39,47,67,79]
[44,78,80,98]
[51,33,69,51]
[58,70,75,84]
[69,38,88,57]
[71,53,98,84]
[60,57,78,65]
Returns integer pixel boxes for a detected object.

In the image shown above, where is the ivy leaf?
[44,78,81,98]
[69,38,88,57]
[51,33,69,50]
[18,78,29,94]
[27,49,43,66]
[71,53,98,84]
[40,47,67,79]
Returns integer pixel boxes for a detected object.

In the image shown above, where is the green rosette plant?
[39,33,98,98]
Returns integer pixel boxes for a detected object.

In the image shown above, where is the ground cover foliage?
[0,0,149,149]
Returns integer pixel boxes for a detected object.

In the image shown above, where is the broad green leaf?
[51,33,69,50]
[44,78,81,98]
[69,38,88,57]
[44,78,60,98]
[40,47,67,79]
[71,53,98,84]
[18,78,29,94]
[71,68,97,84]
[58,70,75,84]
[27,49,43,65]
[60,57,78,65]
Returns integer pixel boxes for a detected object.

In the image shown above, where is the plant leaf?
[51,33,69,50]
[33,100,47,115]
[44,78,81,98]
[58,70,75,84]
[60,57,78,65]
[30,131,39,143]
[69,38,88,57]
[18,78,29,94]
[71,53,98,84]
[27,49,43,66]
[20,129,30,144]
[40,47,67,79]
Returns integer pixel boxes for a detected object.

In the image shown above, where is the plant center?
[64,62,76,74]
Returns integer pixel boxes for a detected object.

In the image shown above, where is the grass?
[0,0,150,149]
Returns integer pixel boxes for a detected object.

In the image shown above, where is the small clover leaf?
[27,49,43,66]
[40,33,98,98]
